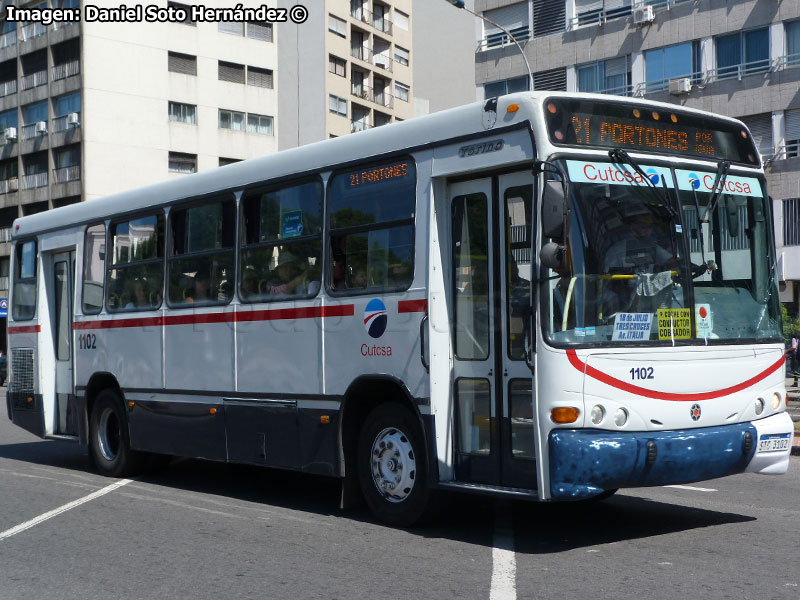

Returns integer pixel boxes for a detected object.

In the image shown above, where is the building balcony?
[21,121,47,140]
[0,178,18,194]
[350,7,393,35]
[0,31,16,50]
[53,165,80,184]
[22,172,47,189]
[350,46,393,73]
[0,128,17,146]
[21,70,47,91]
[350,120,373,133]
[0,227,12,242]
[0,80,16,98]
[350,84,395,109]
[52,112,80,133]
[52,60,80,81]
[20,22,47,42]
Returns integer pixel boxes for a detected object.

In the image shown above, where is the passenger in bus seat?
[265,250,308,296]
[125,278,150,309]
[185,269,210,304]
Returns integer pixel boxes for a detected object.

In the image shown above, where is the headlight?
[754,398,765,415]
[590,405,605,425]
[771,393,781,410]
[613,408,628,427]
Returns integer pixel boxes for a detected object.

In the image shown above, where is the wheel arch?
[83,372,123,443]
[339,375,429,480]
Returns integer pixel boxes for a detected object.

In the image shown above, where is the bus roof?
[12,91,748,238]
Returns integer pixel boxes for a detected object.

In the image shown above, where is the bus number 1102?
[630,367,654,380]
[78,333,97,350]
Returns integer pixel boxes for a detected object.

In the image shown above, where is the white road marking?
[490,501,517,600]
[663,484,717,492]
[0,478,132,542]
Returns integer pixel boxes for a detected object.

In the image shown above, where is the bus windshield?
[542,159,781,346]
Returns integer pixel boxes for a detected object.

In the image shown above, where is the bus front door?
[52,250,77,436]
[449,173,537,490]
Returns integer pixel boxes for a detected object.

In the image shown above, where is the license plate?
[757,433,791,453]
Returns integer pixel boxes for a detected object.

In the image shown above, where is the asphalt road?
[0,410,798,600]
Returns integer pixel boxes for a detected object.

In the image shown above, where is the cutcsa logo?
[364,299,388,339]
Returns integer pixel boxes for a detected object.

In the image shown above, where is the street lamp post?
[445,0,534,92]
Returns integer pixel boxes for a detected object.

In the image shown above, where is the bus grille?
[9,348,34,395]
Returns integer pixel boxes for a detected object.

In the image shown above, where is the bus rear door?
[447,172,537,490]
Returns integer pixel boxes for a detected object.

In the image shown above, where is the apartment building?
[473,0,800,315]
[0,0,278,346]
[278,0,414,149]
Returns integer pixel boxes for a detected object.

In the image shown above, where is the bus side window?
[12,239,37,320]
[239,179,323,302]
[167,196,236,308]
[106,213,164,312]
[327,159,416,294]
[82,223,105,314]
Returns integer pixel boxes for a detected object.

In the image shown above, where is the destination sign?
[348,161,410,187]
[545,99,759,166]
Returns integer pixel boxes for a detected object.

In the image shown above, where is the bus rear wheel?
[357,402,430,527]
[89,389,142,478]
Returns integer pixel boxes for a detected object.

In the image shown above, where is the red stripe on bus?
[566,349,786,402]
[8,325,40,334]
[73,305,356,330]
[398,299,427,313]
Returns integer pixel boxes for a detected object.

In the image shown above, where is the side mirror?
[540,241,566,271]
[541,180,567,240]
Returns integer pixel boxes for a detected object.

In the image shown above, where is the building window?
[484,75,529,98]
[574,0,631,27]
[52,91,80,132]
[21,100,48,139]
[644,41,700,92]
[716,28,769,78]
[374,111,391,127]
[786,20,800,66]
[219,109,245,131]
[54,144,80,184]
[577,56,630,95]
[168,152,197,174]
[394,82,409,102]
[784,108,800,158]
[483,2,529,49]
[0,108,18,132]
[329,94,347,117]
[784,199,800,246]
[740,113,773,159]
[247,113,273,135]
[168,101,197,125]
[247,66,273,88]
[219,157,241,167]
[168,51,197,75]
[219,61,245,84]
[329,14,347,37]
[168,1,195,25]
[246,21,272,42]
[394,10,409,31]
[533,0,565,38]
[219,21,244,36]
[329,55,346,77]
[533,67,566,91]
[394,46,409,67]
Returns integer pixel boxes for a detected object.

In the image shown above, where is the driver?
[603,211,675,273]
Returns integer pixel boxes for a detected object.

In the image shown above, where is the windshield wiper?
[608,148,678,220]
[700,160,731,224]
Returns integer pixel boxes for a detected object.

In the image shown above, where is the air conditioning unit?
[669,77,692,95]
[8,178,17,191]
[633,5,655,24]
[67,112,79,126]
[35,121,47,134]
[3,127,16,140]
[374,58,388,69]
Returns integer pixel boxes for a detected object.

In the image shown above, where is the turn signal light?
[209,407,217,415]
[320,415,330,424]
[507,103,520,113]
[551,407,580,424]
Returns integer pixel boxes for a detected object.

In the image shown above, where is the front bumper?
[549,413,793,500]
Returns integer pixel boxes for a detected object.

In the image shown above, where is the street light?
[445,0,534,92]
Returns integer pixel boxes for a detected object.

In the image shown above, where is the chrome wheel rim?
[370,427,416,503]
[97,406,121,462]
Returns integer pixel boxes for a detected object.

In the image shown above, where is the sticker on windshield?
[612,313,653,341]
[696,304,713,339]
[657,308,691,340]
[566,160,674,188]
[675,169,763,198]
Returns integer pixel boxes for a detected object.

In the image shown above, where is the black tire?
[357,402,430,527]
[89,389,143,478]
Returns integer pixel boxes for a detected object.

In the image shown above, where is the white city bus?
[6,92,793,525]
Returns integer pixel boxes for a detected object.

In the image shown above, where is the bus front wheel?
[357,402,430,527]
[89,389,142,478]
